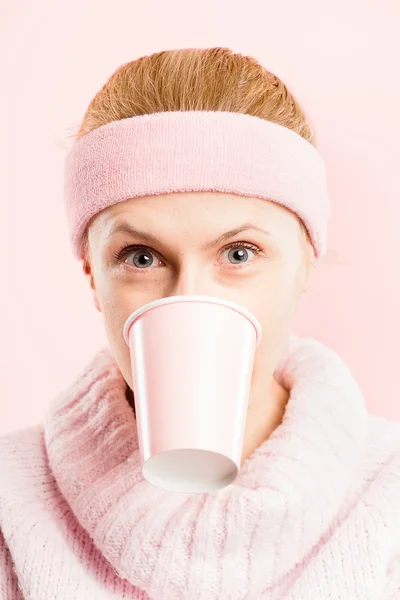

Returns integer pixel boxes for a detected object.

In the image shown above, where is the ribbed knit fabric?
[64,111,330,261]
[1,335,400,599]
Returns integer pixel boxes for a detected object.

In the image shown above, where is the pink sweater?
[1,336,400,599]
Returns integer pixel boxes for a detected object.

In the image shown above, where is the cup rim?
[123,294,262,346]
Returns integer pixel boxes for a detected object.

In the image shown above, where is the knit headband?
[64,110,330,261]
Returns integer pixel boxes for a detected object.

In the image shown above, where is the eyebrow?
[106,222,271,249]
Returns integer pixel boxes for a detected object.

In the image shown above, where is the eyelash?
[112,241,264,271]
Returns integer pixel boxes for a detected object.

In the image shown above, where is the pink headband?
[64,111,329,260]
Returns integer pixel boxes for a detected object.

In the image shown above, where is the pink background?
[1,0,399,436]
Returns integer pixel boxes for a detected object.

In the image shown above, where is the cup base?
[142,448,239,494]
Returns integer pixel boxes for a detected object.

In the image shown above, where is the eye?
[220,242,263,267]
[112,245,162,269]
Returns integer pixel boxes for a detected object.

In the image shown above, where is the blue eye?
[112,245,160,269]
[222,243,261,265]
[129,249,156,268]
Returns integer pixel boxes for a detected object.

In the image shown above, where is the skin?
[83,192,315,466]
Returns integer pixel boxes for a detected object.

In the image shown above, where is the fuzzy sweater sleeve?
[0,529,24,600]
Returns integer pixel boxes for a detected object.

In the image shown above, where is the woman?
[1,47,399,600]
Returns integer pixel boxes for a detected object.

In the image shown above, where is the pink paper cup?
[123,295,262,494]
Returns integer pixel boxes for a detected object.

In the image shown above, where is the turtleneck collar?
[43,335,368,599]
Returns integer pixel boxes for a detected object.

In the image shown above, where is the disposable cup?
[123,295,262,494]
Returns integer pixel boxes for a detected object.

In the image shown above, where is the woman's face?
[84,192,313,397]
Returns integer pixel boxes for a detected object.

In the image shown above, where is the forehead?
[93,191,298,231]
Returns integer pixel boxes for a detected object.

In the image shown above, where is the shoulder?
[0,424,49,500]
[359,413,400,513]
[0,425,47,597]
[365,412,400,475]
[367,412,400,455]
[0,423,45,462]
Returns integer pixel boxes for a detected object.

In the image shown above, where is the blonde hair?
[77,47,315,266]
